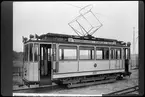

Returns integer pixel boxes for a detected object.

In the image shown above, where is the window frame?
[29,43,34,62]
[24,44,29,61]
[115,48,122,59]
[59,45,77,61]
[34,43,39,62]
[123,48,130,60]
[79,46,95,60]
[52,44,56,61]
[110,47,123,60]
[96,47,109,60]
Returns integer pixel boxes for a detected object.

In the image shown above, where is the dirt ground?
[13,69,138,95]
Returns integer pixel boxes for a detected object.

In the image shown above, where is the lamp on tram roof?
[29,34,34,40]
[35,34,39,40]
[127,42,131,47]
[121,41,126,45]
[22,36,28,43]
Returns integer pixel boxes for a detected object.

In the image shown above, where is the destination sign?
[68,38,116,45]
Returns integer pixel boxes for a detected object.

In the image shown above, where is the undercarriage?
[54,72,131,88]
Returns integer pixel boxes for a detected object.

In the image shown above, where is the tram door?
[124,48,130,73]
[40,44,52,85]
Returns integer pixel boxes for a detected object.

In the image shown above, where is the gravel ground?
[13,69,138,95]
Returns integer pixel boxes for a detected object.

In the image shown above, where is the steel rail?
[13,84,59,92]
[105,85,139,95]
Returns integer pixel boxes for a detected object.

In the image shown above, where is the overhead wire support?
[67,3,103,36]
[68,23,82,36]
[76,20,85,36]
[90,10,103,26]
[76,20,88,36]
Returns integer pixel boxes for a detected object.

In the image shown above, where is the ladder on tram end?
[103,85,139,95]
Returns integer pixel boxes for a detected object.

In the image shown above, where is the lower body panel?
[53,69,125,79]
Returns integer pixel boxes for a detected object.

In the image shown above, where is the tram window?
[116,49,121,59]
[29,43,33,62]
[24,44,28,61]
[59,49,63,60]
[110,49,114,59]
[59,46,77,60]
[126,49,128,59]
[96,50,103,59]
[124,48,130,59]
[34,43,39,61]
[111,49,116,59]
[79,47,94,60]
[47,48,51,61]
[52,44,56,61]
[24,45,26,61]
[96,47,109,60]
[41,47,43,60]
[110,48,122,59]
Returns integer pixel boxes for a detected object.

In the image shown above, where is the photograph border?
[1,1,144,96]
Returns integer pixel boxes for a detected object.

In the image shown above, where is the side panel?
[79,60,109,71]
[79,60,95,71]
[119,60,123,69]
[27,62,29,80]
[110,60,124,69]
[109,60,116,69]
[116,60,121,69]
[33,62,39,81]
[28,63,33,81]
[122,60,125,69]
[23,62,29,80]
[27,62,39,81]
[95,60,110,70]
[58,61,78,73]
[52,61,56,72]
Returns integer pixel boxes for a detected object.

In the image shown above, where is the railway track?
[13,77,116,92]
[13,77,138,95]
[13,84,61,93]
[105,85,139,95]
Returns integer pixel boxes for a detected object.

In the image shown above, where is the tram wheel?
[116,75,123,80]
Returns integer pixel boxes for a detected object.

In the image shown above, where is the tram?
[22,33,131,88]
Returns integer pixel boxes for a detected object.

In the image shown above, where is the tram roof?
[23,33,130,47]
[38,33,118,42]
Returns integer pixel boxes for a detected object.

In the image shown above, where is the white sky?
[13,1,138,54]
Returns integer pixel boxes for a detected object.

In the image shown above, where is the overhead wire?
[64,3,102,16]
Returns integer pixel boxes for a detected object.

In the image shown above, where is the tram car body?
[22,33,131,87]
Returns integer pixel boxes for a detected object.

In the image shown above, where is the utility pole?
[132,27,138,69]
[133,27,135,55]
[132,27,135,69]
[135,30,138,68]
